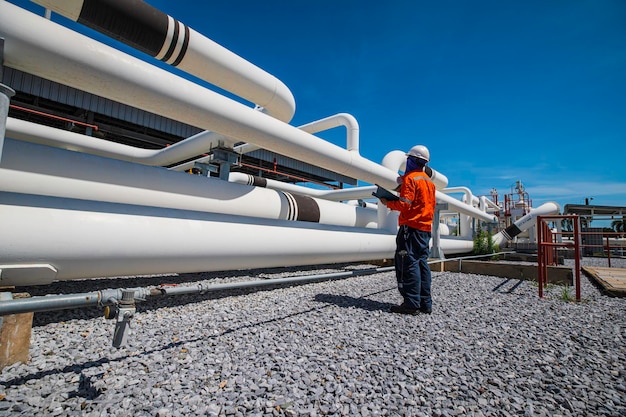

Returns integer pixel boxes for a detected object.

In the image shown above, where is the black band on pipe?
[503,224,522,240]
[292,194,321,223]
[78,0,188,63]
[170,24,190,67]
[251,176,267,188]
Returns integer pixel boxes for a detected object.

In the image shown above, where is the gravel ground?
[0,258,624,417]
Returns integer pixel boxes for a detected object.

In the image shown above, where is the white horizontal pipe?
[0,139,377,228]
[29,0,296,122]
[0,191,478,285]
[5,117,237,166]
[228,172,378,201]
[435,191,497,224]
[0,192,397,284]
[0,3,400,190]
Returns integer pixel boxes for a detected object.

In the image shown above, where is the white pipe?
[0,191,480,285]
[0,139,378,229]
[228,172,377,201]
[297,113,360,153]
[442,186,478,206]
[436,192,497,224]
[492,202,560,247]
[233,113,360,154]
[29,0,296,122]
[5,117,238,166]
[0,3,400,190]
[0,192,396,285]
[441,186,476,238]
[480,195,501,212]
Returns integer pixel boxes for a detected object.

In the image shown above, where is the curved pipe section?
[30,0,296,122]
[492,202,560,247]
[297,113,360,153]
[0,3,400,190]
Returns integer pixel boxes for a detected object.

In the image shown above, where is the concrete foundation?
[434,259,573,286]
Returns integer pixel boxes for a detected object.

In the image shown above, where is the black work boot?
[389,302,418,315]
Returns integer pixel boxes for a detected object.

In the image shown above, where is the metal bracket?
[112,290,136,348]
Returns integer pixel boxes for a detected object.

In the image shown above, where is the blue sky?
[8,0,626,212]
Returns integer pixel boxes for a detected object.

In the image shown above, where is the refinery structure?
[0,0,563,290]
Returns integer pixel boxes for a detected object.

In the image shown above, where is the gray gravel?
[1,259,625,416]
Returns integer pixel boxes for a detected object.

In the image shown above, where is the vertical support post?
[573,216,581,302]
[537,216,545,298]
[431,203,448,259]
[0,38,17,161]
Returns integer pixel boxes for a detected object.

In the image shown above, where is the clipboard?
[372,185,399,201]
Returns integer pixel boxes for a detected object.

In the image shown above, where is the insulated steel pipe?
[0,2,400,190]
[0,192,397,285]
[5,117,238,166]
[492,202,561,246]
[0,139,378,228]
[298,113,361,153]
[30,0,296,122]
[228,172,378,202]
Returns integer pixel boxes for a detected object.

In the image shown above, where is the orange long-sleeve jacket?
[386,170,436,232]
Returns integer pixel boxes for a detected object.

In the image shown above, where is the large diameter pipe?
[0,192,397,285]
[0,3,400,190]
[0,139,377,229]
[30,0,295,122]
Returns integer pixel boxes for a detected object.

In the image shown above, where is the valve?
[111,290,136,348]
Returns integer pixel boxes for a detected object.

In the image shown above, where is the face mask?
[406,157,423,173]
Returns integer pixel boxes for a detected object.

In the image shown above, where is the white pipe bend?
[30,0,296,122]
[298,113,360,153]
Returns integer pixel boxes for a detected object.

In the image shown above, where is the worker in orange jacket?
[378,145,436,315]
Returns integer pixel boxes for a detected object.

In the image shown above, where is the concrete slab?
[582,267,626,297]
[437,260,573,285]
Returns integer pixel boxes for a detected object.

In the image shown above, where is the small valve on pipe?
[112,290,136,348]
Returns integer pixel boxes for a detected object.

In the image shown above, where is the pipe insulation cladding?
[29,0,296,122]
[0,192,397,285]
[0,2,400,191]
[0,139,378,229]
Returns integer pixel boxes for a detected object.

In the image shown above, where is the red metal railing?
[537,215,581,301]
